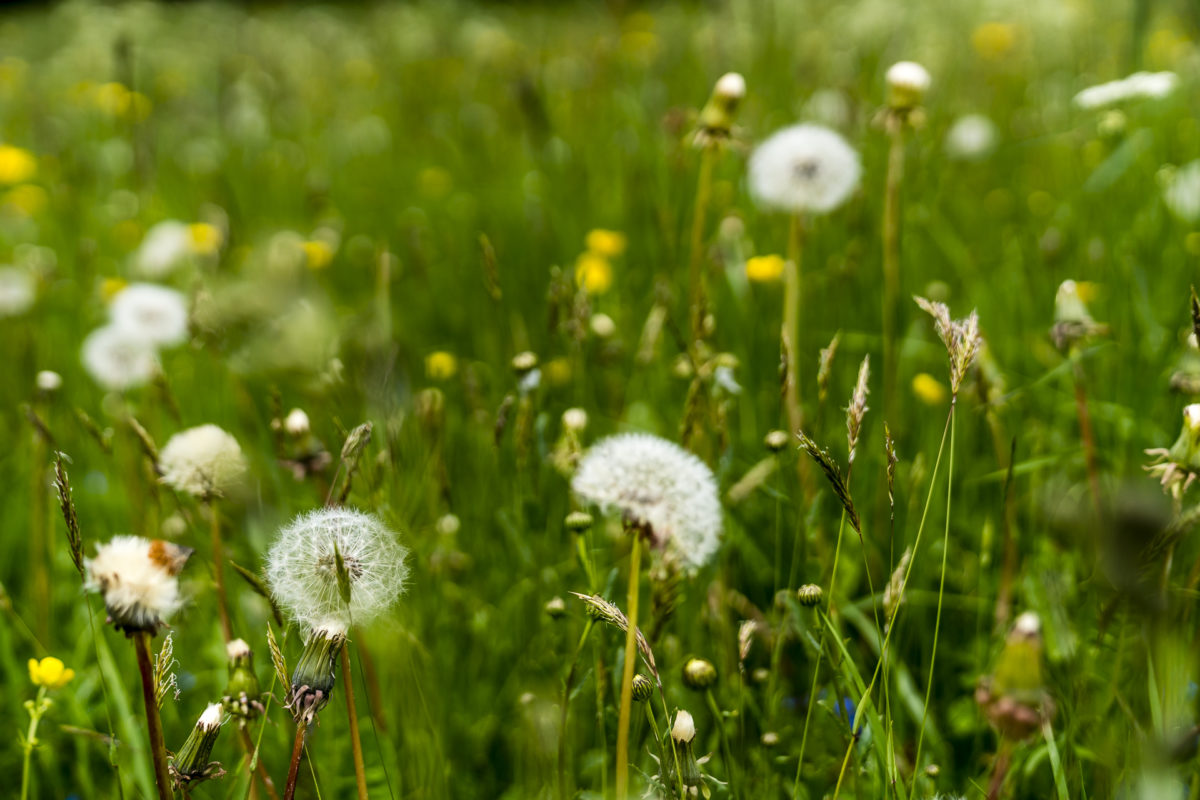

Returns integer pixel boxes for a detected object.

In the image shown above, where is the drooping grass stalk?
[687,145,716,351]
[340,643,369,800]
[881,123,906,422]
[558,618,595,800]
[209,498,233,643]
[282,724,307,800]
[19,686,48,800]
[133,631,174,800]
[614,532,643,800]
[913,402,957,783]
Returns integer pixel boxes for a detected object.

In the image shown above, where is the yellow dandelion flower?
[585,229,627,258]
[100,277,128,302]
[3,184,47,216]
[574,252,613,294]
[303,240,334,270]
[971,22,1017,61]
[93,82,132,116]
[1074,281,1100,303]
[745,254,786,282]
[28,656,75,690]
[912,373,949,405]
[188,222,222,256]
[0,145,37,184]
[426,351,458,381]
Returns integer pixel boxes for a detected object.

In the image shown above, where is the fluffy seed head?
[266,507,410,632]
[945,114,997,160]
[84,535,192,632]
[109,283,190,347]
[571,433,723,569]
[81,324,159,391]
[1074,71,1178,109]
[748,124,861,215]
[159,424,247,498]
[36,370,62,392]
[135,220,192,277]
[886,61,931,108]
[0,266,35,316]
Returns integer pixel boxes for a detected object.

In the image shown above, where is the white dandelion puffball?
[748,124,861,214]
[85,535,192,631]
[0,266,35,317]
[266,508,410,633]
[944,114,998,161]
[110,283,190,347]
[159,424,247,498]
[136,220,192,277]
[36,370,62,392]
[571,433,723,569]
[1073,71,1178,109]
[886,61,931,93]
[713,72,746,102]
[1164,161,1200,224]
[81,325,159,391]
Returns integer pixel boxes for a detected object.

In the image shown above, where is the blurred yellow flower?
[972,22,1017,60]
[426,351,458,380]
[1073,281,1100,303]
[912,373,949,405]
[93,83,152,121]
[585,229,627,258]
[4,184,47,216]
[544,357,572,386]
[745,254,785,282]
[0,57,27,91]
[0,145,36,184]
[188,223,222,256]
[101,277,128,302]
[303,240,334,270]
[28,656,74,690]
[575,252,613,294]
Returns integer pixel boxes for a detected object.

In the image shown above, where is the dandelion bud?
[886,61,931,109]
[671,709,703,788]
[562,408,589,433]
[511,351,538,375]
[695,72,746,144]
[168,703,226,788]
[752,667,769,683]
[85,536,191,633]
[797,584,824,607]
[564,510,594,534]
[764,430,789,452]
[671,708,696,744]
[682,657,717,690]
[1147,404,1200,498]
[544,596,566,619]
[222,638,264,726]
[35,370,62,393]
[284,408,310,437]
[287,626,346,726]
[631,673,653,703]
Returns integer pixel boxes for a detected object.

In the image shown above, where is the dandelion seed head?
[0,266,34,317]
[571,433,723,569]
[748,124,861,215]
[85,535,191,631]
[36,370,62,392]
[944,114,997,160]
[159,424,247,498]
[81,324,159,391]
[266,507,410,632]
[135,220,193,277]
[110,283,190,347]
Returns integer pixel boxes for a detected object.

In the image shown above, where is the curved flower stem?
[615,533,643,800]
[783,215,805,440]
[20,687,48,800]
[340,643,369,800]
[133,631,174,800]
[209,498,233,643]
[282,724,307,800]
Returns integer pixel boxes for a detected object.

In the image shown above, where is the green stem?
[881,122,905,423]
[688,146,716,350]
[340,644,368,800]
[615,534,642,800]
[558,618,595,800]
[705,689,736,797]
[210,499,232,643]
[782,215,805,440]
[20,687,48,800]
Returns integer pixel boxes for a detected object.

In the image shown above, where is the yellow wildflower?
[303,240,334,270]
[912,373,949,405]
[93,82,132,116]
[426,351,458,381]
[100,277,128,302]
[0,145,36,184]
[745,254,785,282]
[585,229,627,258]
[188,223,222,256]
[574,252,613,294]
[971,22,1017,61]
[3,184,47,216]
[28,657,74,690]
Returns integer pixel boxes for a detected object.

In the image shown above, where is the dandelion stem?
[615,532,642,800]
[1071,358,1102,517]
[783,215,805,440]
[687,145,716,350]
[558,618,595,800]
[133,631,174,800]
[340,643,369,800]
[881,121,906,423]
[282,723,307,800]
[209,499,233,643]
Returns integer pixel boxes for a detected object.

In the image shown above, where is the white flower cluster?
[571,433,723,569]
[85,535,192,632]
[82,282,190,391]
[266,508,410,633]
[1073,71,1178,109]
[748,124,861,215]
[159,424,248,498]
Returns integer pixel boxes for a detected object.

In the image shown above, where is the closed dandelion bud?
[682,657,717,690]
[797,584,824,607]
[287,626,346,725]
[631,673,653,703]
[695,72,745,145]
[886,61,931,110]
[562,407,588,433]
[284,408,311,437]
[761,731,779,747]
[764,430,789,453]
[564,510,594,534]
[671,709,703,788]
[545,596,566,619]
[1146,404,1200,498]
[752,667,770,684]
[222,639,264,726]
[976,611,1054,741]
[168,703,226,788]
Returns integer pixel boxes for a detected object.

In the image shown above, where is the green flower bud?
[564,511,594,534]
[168,703,226,788]
[682,657,717,690]
[797,584,824,607]
[631,673,653,703]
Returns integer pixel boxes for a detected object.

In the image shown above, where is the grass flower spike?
[109,283,190,347]
[159,424,247,499]
[84,535,192,633]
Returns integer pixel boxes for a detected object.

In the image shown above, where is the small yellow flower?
[912,373,949,406]
[188,222,222,256]
[585,229,627,258]
[3,184,47,216]
[745,254,785,282]
[100,277,128,302]
[426,351,458,381]
[28,656,74,690]
[303,240,334,270]
[574,252,613,294]
[0,145,36,184]
[971,22,1017,61]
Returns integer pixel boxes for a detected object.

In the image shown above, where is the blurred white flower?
[36,370,62,392]
[266,508,410,633]
[159,424,247,498]
[885,61,931,107]
[81,324,159,391]
[1073,71,1178,109]
[85,535,191,632]
[284,408,311,436]
[748,124,861,214]
[944,114,998,160]
[110,283,190,347]
[1163,161,1200,224]
[0,266,35,317]
[571,433,723,569]
[135,220,192,277]
[713,72,746,103]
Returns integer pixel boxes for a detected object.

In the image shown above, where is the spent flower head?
[84,536,192,633]
[109,283,190,347]
[885,61,931,108]
[748,123,861,215]
[1145,404,1200,499]
[159,424,247,499]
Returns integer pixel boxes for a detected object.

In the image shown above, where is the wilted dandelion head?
[748,124,861,215]
[110,283,190,347]
[0,266,35,317]
[1145,403,1200,499]
[571,433,723,569]
[81,324,159,391]
[266,507,410,633]
[85,535,192,632]
[159,424,247,499]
